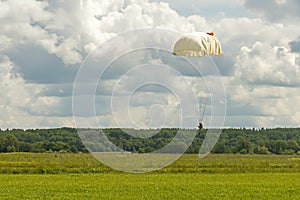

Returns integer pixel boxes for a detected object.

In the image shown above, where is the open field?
[0,153,299,199]
[1,173,300,200]
[0,153,299,173]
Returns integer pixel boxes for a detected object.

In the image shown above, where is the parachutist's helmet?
[206,32,214,36]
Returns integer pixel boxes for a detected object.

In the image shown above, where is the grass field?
[0,153,300,173]
[0,153,300,199]
[1,173,299,199]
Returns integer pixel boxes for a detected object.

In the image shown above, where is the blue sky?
[150,0,253,18]
[1,0,300,129]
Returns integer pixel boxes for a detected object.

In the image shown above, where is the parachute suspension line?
[197,96,208,131]
[199,96,208,123]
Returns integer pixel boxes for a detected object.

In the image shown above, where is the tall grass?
[0,153,299,174]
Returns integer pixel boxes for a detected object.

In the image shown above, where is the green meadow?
[0,153,300,199]
[0,153,300,173]
[1,173,299,200]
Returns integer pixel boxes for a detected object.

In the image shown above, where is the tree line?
[0,127,299,154]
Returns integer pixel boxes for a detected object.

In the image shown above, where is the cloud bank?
[1,0,300,128]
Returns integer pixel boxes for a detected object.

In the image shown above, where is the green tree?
[287,140,299,153]
[0,134,19,152]
[212,141,227,154]
[254,145,270,154]
[268,140,288,154]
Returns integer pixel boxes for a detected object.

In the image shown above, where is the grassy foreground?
[0,153,299,199]
[1,173,299,199]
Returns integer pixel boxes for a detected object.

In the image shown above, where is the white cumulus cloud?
[1,0,300,128]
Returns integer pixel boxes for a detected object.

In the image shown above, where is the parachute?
[173,32,222,130]
[172,32,222,57]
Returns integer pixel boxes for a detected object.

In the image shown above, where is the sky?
[1,0,300,129]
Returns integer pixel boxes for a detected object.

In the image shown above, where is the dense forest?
[0,127,300,155]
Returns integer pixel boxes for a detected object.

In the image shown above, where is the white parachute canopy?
[173,32,222,57]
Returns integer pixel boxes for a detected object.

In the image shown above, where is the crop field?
[0,153,300,199]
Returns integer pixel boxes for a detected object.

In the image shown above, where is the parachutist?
[198,122,203,131]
